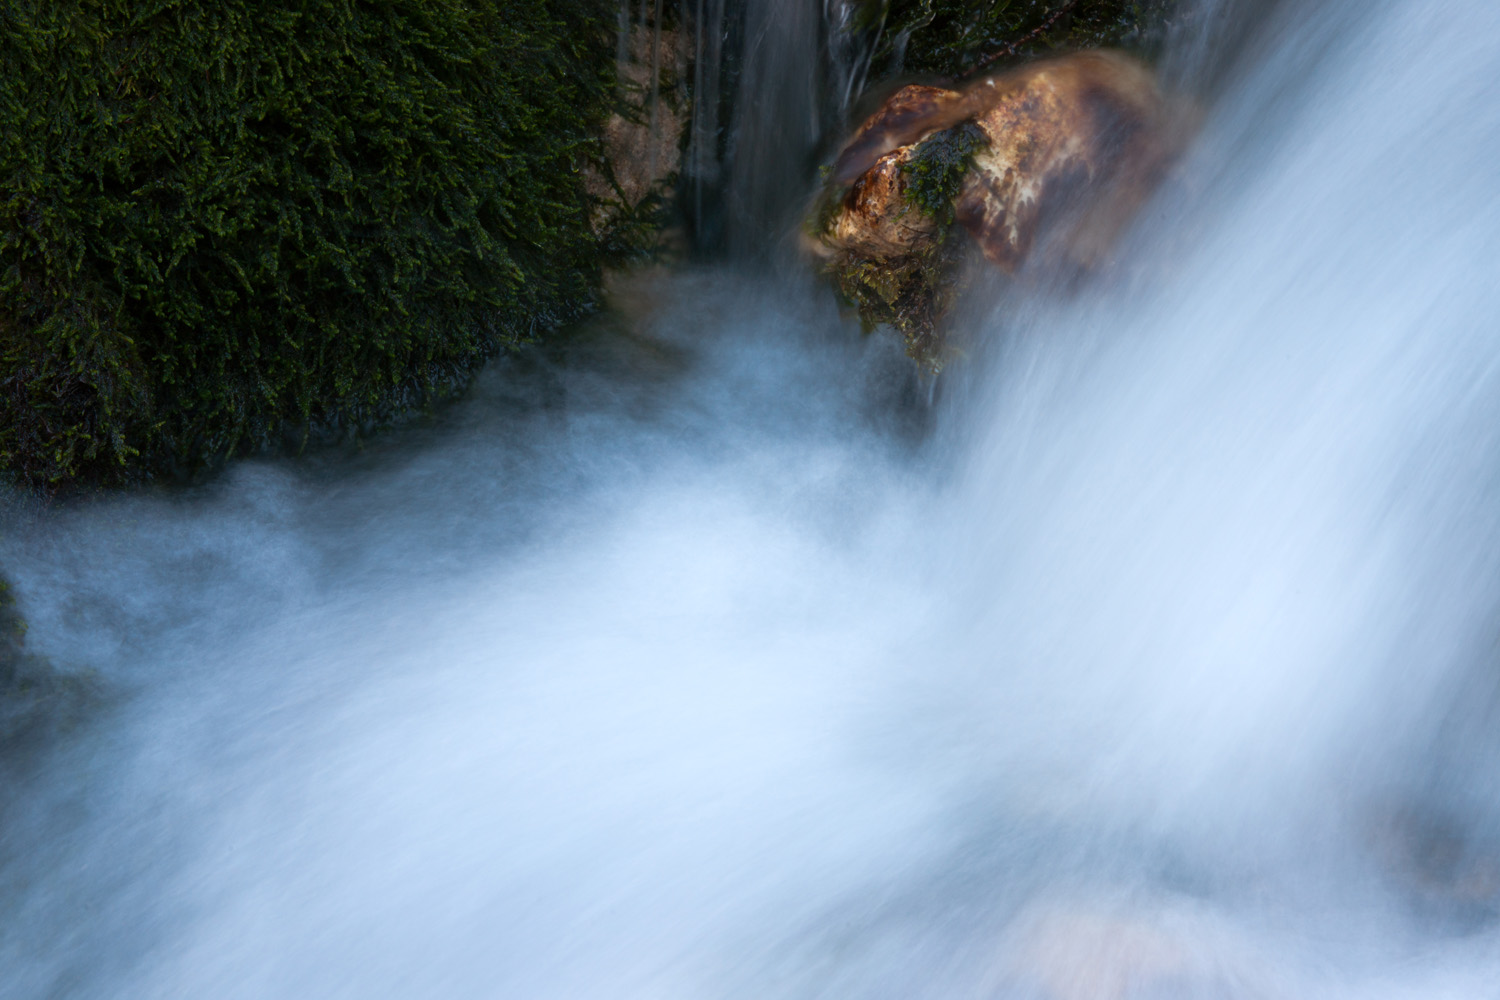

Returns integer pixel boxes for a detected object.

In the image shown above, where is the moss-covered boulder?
[831,52,1174,270]
[811,50,1180,368]
[808,87,980,364]
[1,0,616,490]
[809,1,1183,367]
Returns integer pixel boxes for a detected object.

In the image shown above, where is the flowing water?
[6,1,1500,996]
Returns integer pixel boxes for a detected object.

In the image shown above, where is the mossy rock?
[813,121,986,369]
[1,0,617,491]
[827,238,966,369]
[814,3,1180,366]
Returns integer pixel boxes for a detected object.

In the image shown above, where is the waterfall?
[682,0,870,255]
[5,1,1500,997]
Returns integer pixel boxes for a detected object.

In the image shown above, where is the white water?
[6,1,1500,997]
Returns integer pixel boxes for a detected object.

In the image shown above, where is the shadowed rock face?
[812,52,1182,364]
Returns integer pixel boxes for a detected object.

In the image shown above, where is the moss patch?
[900,121,988,226]
[827,237,963,369]
[1,0,617,491]
[861,0,1177,79]
[817,122,987,370]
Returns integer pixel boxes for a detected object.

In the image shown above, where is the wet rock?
[822,86,955,259]
[959,52,1175,271]
[810,51,1183,366]
[585,24,688,257]
[603,25,688,208]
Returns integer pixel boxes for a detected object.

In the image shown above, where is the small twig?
[957,0,1082,81]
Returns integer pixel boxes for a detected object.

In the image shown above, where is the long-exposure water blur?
[4,1,1500,996]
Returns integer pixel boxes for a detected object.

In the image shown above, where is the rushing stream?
[6,1,1500,997]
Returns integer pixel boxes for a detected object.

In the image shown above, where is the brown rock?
[954,52,1175,272]
[832,84,971,187]
[812,51,1183,364]
[584,25,687,228]
[825,134,944,260]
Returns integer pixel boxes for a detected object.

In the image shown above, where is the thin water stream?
[5,1,1500,997]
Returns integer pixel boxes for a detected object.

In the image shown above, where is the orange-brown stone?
[817,52,1180,275]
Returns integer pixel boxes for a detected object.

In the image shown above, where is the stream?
[4,1,1500,997]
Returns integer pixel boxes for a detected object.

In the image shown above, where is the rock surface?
[811,51,1182,364]
[591,26,688,211]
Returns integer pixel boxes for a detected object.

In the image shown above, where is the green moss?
[863,0,1177,79]
[1,0,617,491]
[824,226,964,372]
[900,121,988,227]
[596,184,679,263]
[815,122,986,370]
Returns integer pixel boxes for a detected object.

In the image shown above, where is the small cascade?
[11,2,1500,997]
[616,0,631,65]
[687,0,730,242]
[604,0,891,257]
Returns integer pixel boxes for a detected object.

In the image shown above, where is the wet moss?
[1,0,618,491]
[861,0,1177,80]
[827,237,963,370]
[815,122,986,370]
[900,121,988,226]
